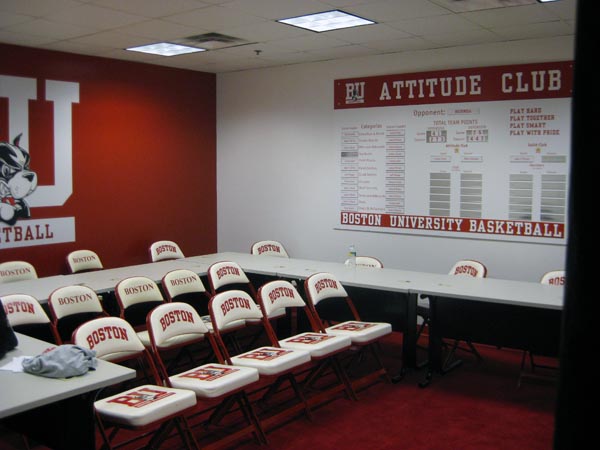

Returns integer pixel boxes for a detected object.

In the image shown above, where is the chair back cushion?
[147,302,209,348]
[67,250,103,273]
[116,277,164,308]
[1,294,50,326]
[208,261,250,292]
[73,316,144,360]
[49,285,104,320]
[209,290,262,331]
[162,269,206,298]
[149,240,184,262]
[251,240,289,258]
[304,272,349,306]
[0,261,37,283]
[258,280,305,317]
[353,256,383,268]
[448,260,487,278]
[540,270,566,285]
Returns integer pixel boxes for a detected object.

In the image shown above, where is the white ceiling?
[0,0,577,73]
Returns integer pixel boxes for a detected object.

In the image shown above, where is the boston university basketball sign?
[0,75,78,249]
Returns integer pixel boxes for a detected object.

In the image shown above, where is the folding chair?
[115,276,165,347]
[150,240,185,262]
[517,270,564,386]
[251,240,289,258]
[345,256,383,268]
[0,261,37,283]
[209,290,313,429]
[418,259,487,365]
[48,284,107,344]
[66,249,103,273]
[72,317,199,450]
[257,280,357,402]
[147,302,267,447]
[0,294,55,343]
[304,272,392,390]
[207,261,284,349]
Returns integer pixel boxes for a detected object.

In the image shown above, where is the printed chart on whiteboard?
[334,61,572,244]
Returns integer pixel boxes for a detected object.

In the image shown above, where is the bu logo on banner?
[0,75,79,249]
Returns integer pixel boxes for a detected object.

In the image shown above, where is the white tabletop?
[0,333,135,419]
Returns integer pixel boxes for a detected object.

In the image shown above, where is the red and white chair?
[72,317,198,450]
[250,240,289,258]
[209,290,313,426]
[304,272,392,389]
[149,240,185,262]
[48,284,107,344]
[518,269,564,386]
[0,261,37,283]
[147,302,267,447]
[115,276,165,347]
[257,280,357,402]
[418,259,487,364]
[66,249,103,273]
[1,294,55,343]
[345,256,383,268]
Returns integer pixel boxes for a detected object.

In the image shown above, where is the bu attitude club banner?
[334,61,572,244]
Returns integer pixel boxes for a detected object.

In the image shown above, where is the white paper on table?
[0,355,31,372]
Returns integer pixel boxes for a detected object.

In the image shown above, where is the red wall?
[0,44,217,276]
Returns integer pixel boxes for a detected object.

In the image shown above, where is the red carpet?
[0,332,557,450]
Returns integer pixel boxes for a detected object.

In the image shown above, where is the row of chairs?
[0,240,177,284]
[2,260,392,449]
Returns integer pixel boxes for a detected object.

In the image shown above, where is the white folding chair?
[72,317,198,450]
[47,284,107,344]
[66,249,103,273]
[147,302,267,447]
[209,290,313,428]
[250,240,289,258]
[257,280,357,402]
[518,270,564,386]
[150,240,185,262]
[115,276,165,347]
[345,256,383,268]
[0,261,37,283]
[304,272,392,389]
[1,294,55,343]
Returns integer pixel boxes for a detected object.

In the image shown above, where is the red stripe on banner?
[334,61,573,109]
[339,212,565,239]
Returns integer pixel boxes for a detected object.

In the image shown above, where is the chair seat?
[169,363,259,399]
[325,321,392,344]
[136,330,151,347]
[279,332,351,358]
[231,346,311,376]
[95,384,196,427]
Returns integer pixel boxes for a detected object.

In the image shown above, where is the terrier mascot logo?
[0,134,38,225]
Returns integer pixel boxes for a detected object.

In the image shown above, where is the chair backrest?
[147,302,211,351]
[448,260,487,278]
[540,270,566,286]
[347,256,383,268]
[257,279,321,332]
[251,240,289,258]
[149,240,185,262]
[72,316,149,364]
[48,285,106,343]
[304,272,361,326]
[162,269,211,316]
[66,249,103,273]
[115,276,165,327]
[0,261,38,283]
[207,261,256,296]
[1,294,56,343]
[209,290,263,333]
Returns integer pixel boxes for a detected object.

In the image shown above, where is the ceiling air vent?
[175,33,254,50]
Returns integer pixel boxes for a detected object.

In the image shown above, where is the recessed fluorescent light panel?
[126,42,205,56]
[277,10,375,33]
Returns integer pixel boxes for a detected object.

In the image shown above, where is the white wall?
[217,36,574,282]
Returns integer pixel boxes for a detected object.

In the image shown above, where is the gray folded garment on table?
[22,344,97,378]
